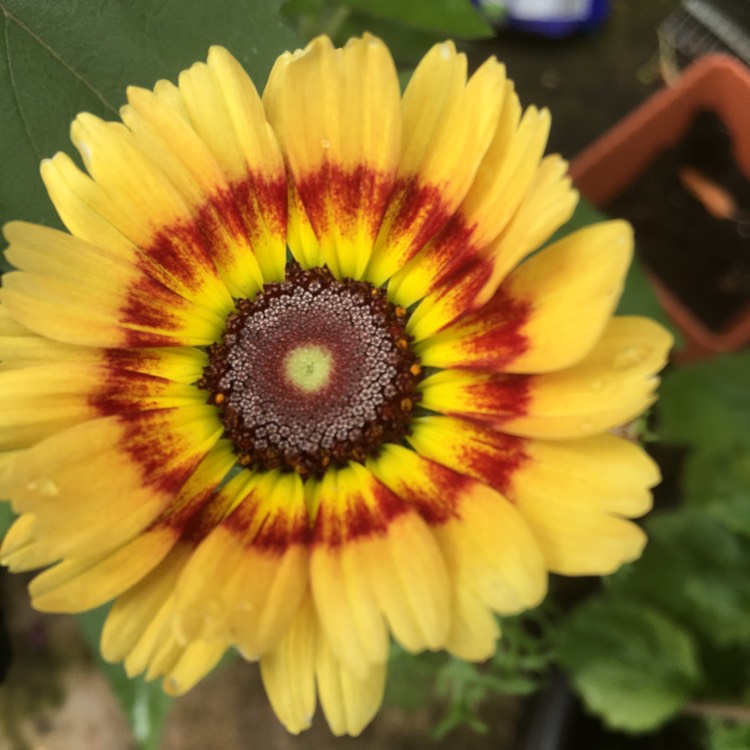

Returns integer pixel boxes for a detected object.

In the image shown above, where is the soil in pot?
[605,109,750,334]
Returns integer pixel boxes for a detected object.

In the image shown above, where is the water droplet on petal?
[614,347,647,371]
[204,596,223,620]
[236,600,255,616]
[580,419,595,433]
[590,379,604,392]
[176,609,204,641]
[27,477,59,497]
[78,140,93,164]
[320,138,331,149]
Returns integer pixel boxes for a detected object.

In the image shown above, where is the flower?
[0,35,671,735]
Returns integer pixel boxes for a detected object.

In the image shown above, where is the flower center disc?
[200,264,423,477]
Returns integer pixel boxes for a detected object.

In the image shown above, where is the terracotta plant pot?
[569,54,750,361]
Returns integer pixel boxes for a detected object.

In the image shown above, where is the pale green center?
[284,344,334,393]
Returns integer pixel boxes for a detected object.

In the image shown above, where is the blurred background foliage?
[1,1,749,748]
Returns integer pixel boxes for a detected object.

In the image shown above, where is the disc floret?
[200,264,423,477]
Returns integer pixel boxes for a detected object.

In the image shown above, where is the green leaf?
[658,352,750,452]
[339,0,493,37]
[0,0,299,230]
[681,446,750,510]
[332,12,458,68]
[284,0,493,38]
[657,353,750,508]
[610,511,750,648]
[707,493,750,539]
[0,502,15,538]
[704,720,750,750]
[77,606,173,750]
[557,598,700,733]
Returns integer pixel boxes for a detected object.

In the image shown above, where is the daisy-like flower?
[0,35,670,735]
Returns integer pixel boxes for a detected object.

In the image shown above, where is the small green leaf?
[0,0,298,229]
[557,598,700,733]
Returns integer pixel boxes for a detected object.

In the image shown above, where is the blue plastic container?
[475,0,611,37]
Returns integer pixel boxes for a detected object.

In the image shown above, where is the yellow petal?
[406,415,528,496]
[387,98,553,308]
[366,42,506,285]
[41,144,232,317]
[472,154,578,308]
[0,360,204,452]
[501,316,672,439]
[309,463,450,675]
[101,543,190,665]
[181,47,289,282]
[260,593,317,735]
[407,415,658,576]
[508,433,659,574]
[9,443,235,609]
[100,543,227,693]
[315,627,387,737]
[172,470,309,659]
[122,84,266,298]
[0,406,222,559]
[2,221,225,347]
[264,35,401,279]
[26,526,177,612]
[417,316,670,439]
[445,586,501,661]
[414,220,632,370]
[0,303,28,335]
[160,638,228,696]
[369,444,547,618]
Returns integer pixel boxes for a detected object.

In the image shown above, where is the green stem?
[683,701,750,724]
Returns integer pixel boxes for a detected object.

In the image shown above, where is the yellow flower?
[0,35,671,735]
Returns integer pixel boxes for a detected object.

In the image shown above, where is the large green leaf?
[706,491,750,539]
[0,0,299,230]
[332,12,457,68]
[338,0,493,37]
[658,352,750,454]
[657,352,750,509]
[610,511,750,648]
[705,720,750,750]
[283,0,493,39]
[557,598,700,733]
